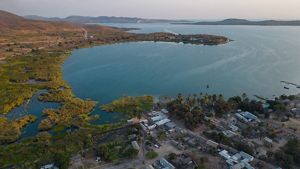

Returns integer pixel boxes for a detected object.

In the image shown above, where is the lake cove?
[63,25,300,118]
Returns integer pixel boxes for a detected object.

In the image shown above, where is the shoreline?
[0,29,231,145]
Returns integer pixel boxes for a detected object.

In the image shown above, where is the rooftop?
[219,150,254,169]
[159,158,175,169]
[131,141,140,150]
[155,118,171,126]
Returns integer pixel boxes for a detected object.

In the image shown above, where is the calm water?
[8,24,300,137]
[62,24,300,123]
[7,90,59,138]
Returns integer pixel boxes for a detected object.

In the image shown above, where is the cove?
[63,24,300,122]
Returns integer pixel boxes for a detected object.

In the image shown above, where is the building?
[160,158,175,169]
[40,164,58,169]
[161,109,169,114]
[223,130,237,137]
[219,150,254,169]
[155,118,171,126]
[170,140,185,150]
[145,164,155,169]
[148,124,157,130]
[140,123,148,132]
[131,141,140,150]
[290,108,300,117]
[263,137,273,147]
[235,112,259,123]
[229,124,239,132]
[219,150,231,160]
[148,111,160,116]
[151,114,166,122]
[206,140,219,148]
[165,122,176,129]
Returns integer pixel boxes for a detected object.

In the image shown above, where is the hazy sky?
[1,0,300,20]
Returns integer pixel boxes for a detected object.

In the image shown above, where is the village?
[63,93,300,169]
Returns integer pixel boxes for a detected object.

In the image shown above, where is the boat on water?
[284,86,290,90]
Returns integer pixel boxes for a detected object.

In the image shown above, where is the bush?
[146,151,158,159]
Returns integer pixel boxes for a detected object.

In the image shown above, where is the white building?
[159,158,175,169]
[131,141,140,150]
[155,118,171,126]
[219,150,254,169]
[151,114,166,122]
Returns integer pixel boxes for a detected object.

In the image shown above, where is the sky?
[0,0,300,20]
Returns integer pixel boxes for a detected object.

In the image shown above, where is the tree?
[274,139,300,168]
[214,100,231,117]
[146,151,158,159]
[52,152,70,169]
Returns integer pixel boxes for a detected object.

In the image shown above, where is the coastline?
[0,28,230,143]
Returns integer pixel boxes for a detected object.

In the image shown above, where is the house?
[187,139,197,147]
[145,164,155,169]
[151,113,167,122]
[219,150,254,169]
[263,137,273,147]
[235,112,259,123]
[40,164,58,169]
[230,163,244,169]
[160,158,175,169]
[155,118,171,126]
[223,130,237,137]
[239,151,254,162]
[229,124,239,132]
[131,141,140,150]
[140,123,148,132]
[161,109,169,114]
[219,150,231,160]
[165,122,176,129]
[148,124,157,130]
[206,140,219,148]
[170,140,185,150]
[148,111,160,116]
[240,112,259,122]
[290,108,300,117]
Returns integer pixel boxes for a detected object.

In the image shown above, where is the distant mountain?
[0,10,121,35]
[24,15,61,21]
[24,15,190,24]
[175,18,300,26]
[0,10,81,34]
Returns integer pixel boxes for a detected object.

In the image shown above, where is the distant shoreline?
[172,19,300,26]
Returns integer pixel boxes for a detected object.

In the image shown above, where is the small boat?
[284,86,289,90]
[206,84,210,89]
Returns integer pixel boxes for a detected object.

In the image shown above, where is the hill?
[0,10,82,33]
[25,15,190,24]
[175,18,300,26]
[0,10,129,44]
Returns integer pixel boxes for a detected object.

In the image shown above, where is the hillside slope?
[0,10,82,33]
